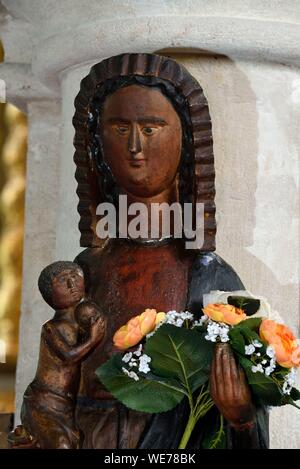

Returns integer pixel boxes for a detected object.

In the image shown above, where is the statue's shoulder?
[187,252,245,313]
[74,246,108,293]
[74,248,93,268]
[74,246,104,269]
[191,251,242,276]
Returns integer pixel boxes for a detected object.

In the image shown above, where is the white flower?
[122,352,133,363]
[264,367,273,376]
[219,325,230,342]
[286,368,297,385]
[205,333,217,342]
[264,359,276,376]
[252,340,263,348]
[180,311,194,321]
[245,344,256,355]
[163,310,192,328]
[256,353,261,357]
[176,318,184,327]
[282,368,297,394]
[129,361,138,367]
[199,315,208,325]
[122,352,152,377]
[122,367,139,381]
[282,381,291,395]
[251,364,264,374]
[204,320,229,343]
[134,344,143,357]
[266,346,276,358]
[140,354,151,363]
[138,361,151,373]
[193,315,209,329]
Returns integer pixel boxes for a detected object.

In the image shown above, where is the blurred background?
[0,39,27,415]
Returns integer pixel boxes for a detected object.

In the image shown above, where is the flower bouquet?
[96,291,300,449]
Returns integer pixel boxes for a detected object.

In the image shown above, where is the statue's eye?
[116,126,129,135]
[142,127,156,136]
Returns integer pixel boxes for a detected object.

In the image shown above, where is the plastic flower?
[203,303,247,326]
[113,309,165,350]
[259,319,300,368]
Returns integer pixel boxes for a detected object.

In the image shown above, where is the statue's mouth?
[128,159,146,167]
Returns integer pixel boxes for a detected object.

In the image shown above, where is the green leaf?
[96,353,185,413]
[238,356,283,406]
[228,328,245,355]
[234,317,262,332]
[191,324,207,334]
[227,296,260,316]
[145,324,214,393]
[290,387,300,402]
[277,388,300,409]
[275,394,300,409]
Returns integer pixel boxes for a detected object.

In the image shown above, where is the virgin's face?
[100,84,182,198]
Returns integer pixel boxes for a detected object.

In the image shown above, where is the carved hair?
[73,53,216,250]
[38,261,83,307]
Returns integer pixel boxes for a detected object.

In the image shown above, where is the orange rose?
[259,319,300,368]
[113,309,166,350]
[203,303,247,326]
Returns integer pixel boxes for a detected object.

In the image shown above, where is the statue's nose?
[67,277,75,288]
[128,125,142,157]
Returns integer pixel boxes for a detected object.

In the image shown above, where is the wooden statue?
[9,261,106,449]
[14,53,269,449]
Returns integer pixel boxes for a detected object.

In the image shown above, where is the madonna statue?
[11,53,269,449]
[72,53,269,449]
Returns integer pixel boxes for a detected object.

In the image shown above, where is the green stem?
[179,411,197,449]
[179,389,214,449]
[195,400,214,420]
[209,414,224,449]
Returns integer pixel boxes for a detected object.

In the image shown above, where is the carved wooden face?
[51,268,85,310]
[100,84,182,198]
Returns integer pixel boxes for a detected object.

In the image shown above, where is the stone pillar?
[0,1,299,447]
[14,100,61,421]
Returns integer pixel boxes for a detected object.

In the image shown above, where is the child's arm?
[43,317,106,364]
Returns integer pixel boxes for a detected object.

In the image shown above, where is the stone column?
[1,0,63,420]
[14,100,61,421]
[0,0,299,447]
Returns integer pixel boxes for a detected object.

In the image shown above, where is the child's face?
[51,268,85,309]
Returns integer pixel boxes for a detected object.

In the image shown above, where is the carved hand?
[210,342,255,431]
[90,316,106,344]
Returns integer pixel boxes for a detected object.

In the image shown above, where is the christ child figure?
[10,261,106,449]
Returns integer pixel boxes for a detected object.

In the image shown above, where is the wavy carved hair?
[73,53,216,251]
